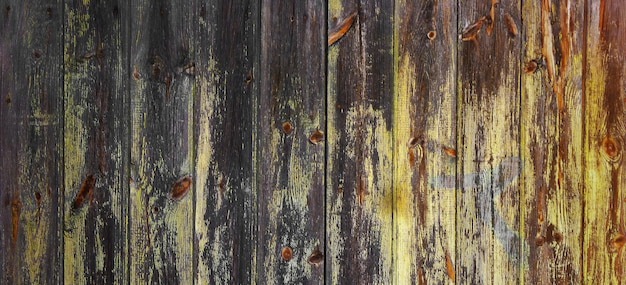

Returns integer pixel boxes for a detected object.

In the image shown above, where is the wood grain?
[583,0,626,283]
[193,1,259,283]
[0,1,63,284]
[520,0,584,283]
[456,0,522,283]
[326,1,393,284]
[63,0,130,283]
[129,0,194,283]
[257,0,326,283]
[393,0,457,283]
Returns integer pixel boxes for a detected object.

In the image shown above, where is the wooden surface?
[1,0,625,284]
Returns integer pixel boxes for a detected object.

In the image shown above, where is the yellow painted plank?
[393,0,457,283]
[520,0,584,283]
[583,1,626,283]
[326,1,393,284]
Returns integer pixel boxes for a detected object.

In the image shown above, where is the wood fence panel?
[520,0,584,283]
[257,0,326,283]
[583,0,626,283]
[0,1,63,284]
[129,0,194,283]
[326,1,393,284]
[193,1,258,284]
[456,0,522,283]
[63,0,130,283]
[393,0,457,284]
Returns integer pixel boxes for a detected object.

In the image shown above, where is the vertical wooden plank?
[63,0,130,283]
[193,1,258,284]
[456,0,522,283]
[520,0,584,283]
[129,0,194,283]
[393,0,457,283]
[583,0,626,283]
[257,0,326,283]
[326,2,393,284]
[0,1,63,284]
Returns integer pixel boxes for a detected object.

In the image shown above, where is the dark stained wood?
[394,0,458,283]
[521,0,584,283]
[63,0,130,283]
[129,0,194,283]
[192,0,258,283]
[257,0,327,283]
[584,0,626,283]
[326,1,393,284]
[456,0,522,283]
[0,1,63,284]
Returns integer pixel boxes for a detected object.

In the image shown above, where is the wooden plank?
[63,0,130,283]
[257,0,326,283]
[129,0,194,283]
[0,1,63,284]
[456,0,522,283]
[583,0,626,283]
[393,0,457,283]
[326,1,393,284]
[193,1,258,283]
[520,0,584,283]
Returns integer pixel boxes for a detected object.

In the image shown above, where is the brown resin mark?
[169,175,192,201]
[536,235,545,246]
[5,93,11,105]
[133,65,140,79]
[11,197,21,242]
[217,178,225,197]
[503,13,518,37]
[281,246,293,261]
[525,60,538,73]
[307,246,324,266]
[427,30,437,40]
[442,146,456,157]
[602,135,619,158]
[445,252,456,281]
[328,12,358,46]
[73,174,95,209]
[611,233,626,252]
[282,121,293,134]
[309,129,324,145]
[245,70,253,86]
[357,175,366,205]
[487,0,498,35]
[417,268,426,285]
[541,0,570,111]
[461,16,486,42]
[164,73,172,99]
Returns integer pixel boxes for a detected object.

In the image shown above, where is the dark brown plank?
[63,0,130,283]
[456,0,522,283]
[129,0,194,283]
[326,1,393,284]
[257,0,327,283]
[193,0,259,283]
[0,1,63,284]
[393,0,458,283]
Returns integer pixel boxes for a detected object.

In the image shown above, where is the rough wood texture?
[521,0,584,283]
[326,1,393,284]
[257,0,326,283]
[129,0,194,283]
[193,1,258,283]
[394,0,457,283]
[63,0,130,283]
[583,0,626,283]
[456,0,522,283]
[0,1,63,284]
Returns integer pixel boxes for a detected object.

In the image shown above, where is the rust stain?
[307,246,323,266]
[442,146,456,157]
[309,129,324,145]
[73,174,95,209]
[282,121,293,134]
[504,13,518,37]
[357,175,366,205]
[541,0,570,111]
[417,268,427,285]
[602,135,619,158]
[281,246,293,261]
[169,175,192,200]
[408,149,416,166]
[461,16,486,42]
[538,185,545,223]
[11,197,21,242]
[445,252,456,281]
[328,12,358,46]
